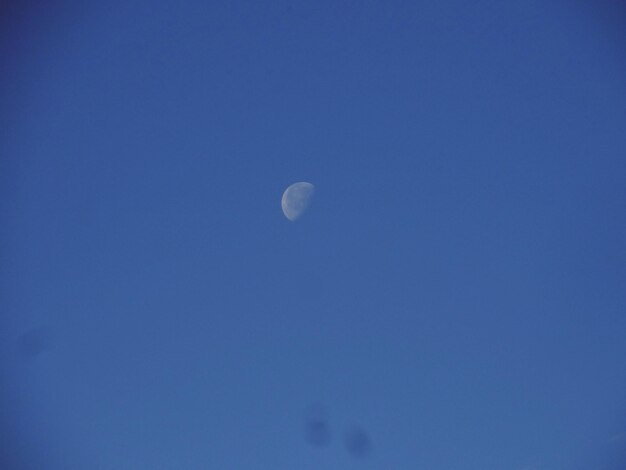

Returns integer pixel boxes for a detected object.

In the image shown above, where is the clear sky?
[1,1,626,469]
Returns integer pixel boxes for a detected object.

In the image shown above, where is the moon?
[281,182,315,221]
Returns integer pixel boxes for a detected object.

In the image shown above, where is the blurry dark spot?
[303,403,331,447]
[17,327,53,358]
[306,417,331,447]
[344,426,372,458]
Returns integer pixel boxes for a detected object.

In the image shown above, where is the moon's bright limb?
[281,182,315,221]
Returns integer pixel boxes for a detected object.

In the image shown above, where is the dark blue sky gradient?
[2,1,626,469]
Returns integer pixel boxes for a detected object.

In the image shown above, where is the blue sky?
[2,1,626,469]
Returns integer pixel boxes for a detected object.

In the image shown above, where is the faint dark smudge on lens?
[303,403,331,447]
[344,426,372,458]
[17,326,53,358]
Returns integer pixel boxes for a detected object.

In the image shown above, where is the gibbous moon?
[282,182,315,221]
